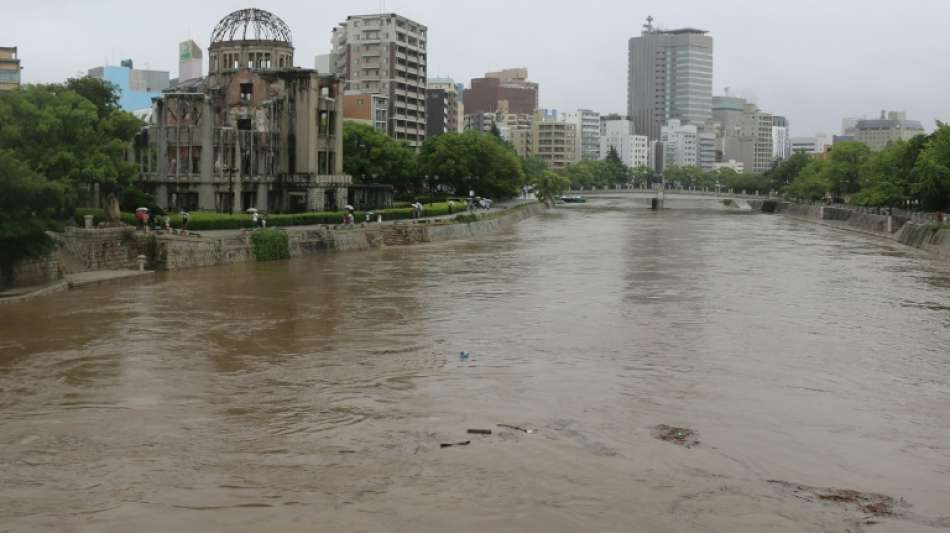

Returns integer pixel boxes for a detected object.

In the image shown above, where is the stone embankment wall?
[152,203,545,271]
[776,202,950,259]
[7,227,147,288]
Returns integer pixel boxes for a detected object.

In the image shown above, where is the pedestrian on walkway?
[180,209,190,230]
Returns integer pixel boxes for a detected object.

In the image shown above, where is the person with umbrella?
[247,208,260,228]
[135,207,149,233]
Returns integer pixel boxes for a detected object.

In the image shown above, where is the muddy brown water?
[3,198,950,532]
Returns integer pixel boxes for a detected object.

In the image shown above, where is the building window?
[240,83,253,102]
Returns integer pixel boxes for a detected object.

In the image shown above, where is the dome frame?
[211,8,293,45]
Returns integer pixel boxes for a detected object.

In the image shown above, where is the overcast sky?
[7,0,950,137]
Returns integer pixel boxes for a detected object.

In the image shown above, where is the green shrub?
[454,213,480,223]
[250,229,290,262]
[73,208,137,226]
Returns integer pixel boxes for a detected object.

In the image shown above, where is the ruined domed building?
[135,9,385,213]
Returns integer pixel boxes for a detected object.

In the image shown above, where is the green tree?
[768,152,812,189]
[342,122,419,194]
[914,123,950,211]
[785,159,831,201]
[630,165,656,187]
[719,170,771,194]
[851,140,911,206]
[521,157,547,185]
[604,146,630,185]
[663,165,706,188]
[559,160,615,189]
[0,82,141,206]
[534,170,571,202]
[824,141,870,198]
[0,150,64,288]
[64,77,120,119]
[417,131,525,199]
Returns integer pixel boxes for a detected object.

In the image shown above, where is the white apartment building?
[600,119,648,168]
[563,109,602,162]
[332,13,428,148]
[790,135,833,156]
[660,119,699,168]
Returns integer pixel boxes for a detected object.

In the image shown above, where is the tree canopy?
[780,124,950,210]
[0,79,141,206]
[342,122,419,194]
[0,150,64,287]
[417,131,525,199]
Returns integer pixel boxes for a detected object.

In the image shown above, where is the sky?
[6,0,950,137]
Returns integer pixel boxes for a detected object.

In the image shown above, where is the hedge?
[250,229,290,262]
[68,202,468,231]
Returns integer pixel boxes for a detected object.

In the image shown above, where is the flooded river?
[2,197,950,532]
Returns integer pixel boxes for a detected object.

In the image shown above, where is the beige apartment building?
[532,114,578,169]
[0,46,22,91]
[332,13,428,148]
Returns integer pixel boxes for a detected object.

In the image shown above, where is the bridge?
[567,187,778,211]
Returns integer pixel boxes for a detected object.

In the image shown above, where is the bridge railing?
[570,185,775,199]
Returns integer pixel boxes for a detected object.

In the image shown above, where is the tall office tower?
[332,13,428,148]
[627,16,713,141]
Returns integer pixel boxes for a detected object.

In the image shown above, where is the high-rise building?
[425,88,449,138]
[0,46,22,91]
[660,119,698,168]
[88,59,169,111]
[628,17,713,141]
[771,115,790,162]
[179,40,203,82]
[713,95,774,174]
[463,67,538,115]
[697,131,718,171]
[561,109,601,161]
[428,77,462,133]
[600,118,649,168]
[851,110,925,151]
[332,13,428,148]
[530,112,577,169]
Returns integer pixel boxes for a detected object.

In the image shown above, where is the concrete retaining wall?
[153,203,545,271]
[777,201,950,259]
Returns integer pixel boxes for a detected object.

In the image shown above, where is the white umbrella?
[245,208,259,214]
[135,207,149,212]
[345,205,355,211]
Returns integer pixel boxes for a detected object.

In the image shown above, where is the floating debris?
[497,424,535,434]
[467,429,492,435]
[440,440,471,449]
[653,424,699,448]
[767,480,906,517]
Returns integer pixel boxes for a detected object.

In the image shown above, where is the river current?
[2,197,950,532]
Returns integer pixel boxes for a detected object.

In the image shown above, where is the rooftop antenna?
[643,15,654,32]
